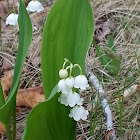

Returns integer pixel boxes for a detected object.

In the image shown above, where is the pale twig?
[0,135,3,140]
[86,66,116,140]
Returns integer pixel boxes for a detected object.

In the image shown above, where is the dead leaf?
[2,59,12,72]
[0,122,5,135]
[1,70,13,97]
[1,70,45,109]
[105,129,116,140]
[0,1,8,19]
[137,85,140,92]
[16,86,45,108]
[0,78,45,135]
[94,20,115,42]
[123,84,138,98]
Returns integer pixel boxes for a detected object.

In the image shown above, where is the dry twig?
[86,66,116,140]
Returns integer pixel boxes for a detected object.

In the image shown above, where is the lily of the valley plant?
[1,0,94,140]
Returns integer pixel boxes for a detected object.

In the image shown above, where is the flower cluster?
[6,0,44,26]
[58,59,89,121]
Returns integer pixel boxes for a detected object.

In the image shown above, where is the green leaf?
[0,0,32,126]
[107,36,115,51]
[22,0,94,139]
[47,84,58,101]
[0,83,5,108]
[94,36,121,76]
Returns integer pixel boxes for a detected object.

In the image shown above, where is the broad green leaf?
[22,0,94,139]
[94,36,121,76]
[0,0,32,126]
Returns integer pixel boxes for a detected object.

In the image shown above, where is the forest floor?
[0,0,140,140]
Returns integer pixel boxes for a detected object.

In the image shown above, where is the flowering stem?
[74,64,82,75]
[62,60,67,70]
[63,58,71,69]
[6,0,10,12]
[14,6,18,15]
[86,66,116,140]
[66,66,70,70]
[69,64,73,78]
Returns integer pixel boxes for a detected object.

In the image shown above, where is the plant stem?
[13,102,16,140]
[5,124,12,140]
[6,0,10,12]
[74,64,82,75]
[69,64,73,78]
[91,93,99,135]
[117,75,123,135]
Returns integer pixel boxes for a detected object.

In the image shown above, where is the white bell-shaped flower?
[58,93,68,106]
[59,69,68,79]
[65,77,75,89]
[74,75,89,90]
[69,105,89,121]
[26,0,44,12]
[67,92,83,107]
[58,79,72,94]
[6,13,18,26]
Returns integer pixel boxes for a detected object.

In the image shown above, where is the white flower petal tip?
[6,13,18,26]
[59,69,68,78]
[32,25,37,32]
[74,75,89,90]
[69,106,89,121]
[65,77,75,89]
[58,79,72,94]
[67,92,83,107]
[58,93,68,106]
[26,0,44,12]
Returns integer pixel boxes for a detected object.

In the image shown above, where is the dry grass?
[0,0,140,140]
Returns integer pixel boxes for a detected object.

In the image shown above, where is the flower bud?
[59,69,68,79]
